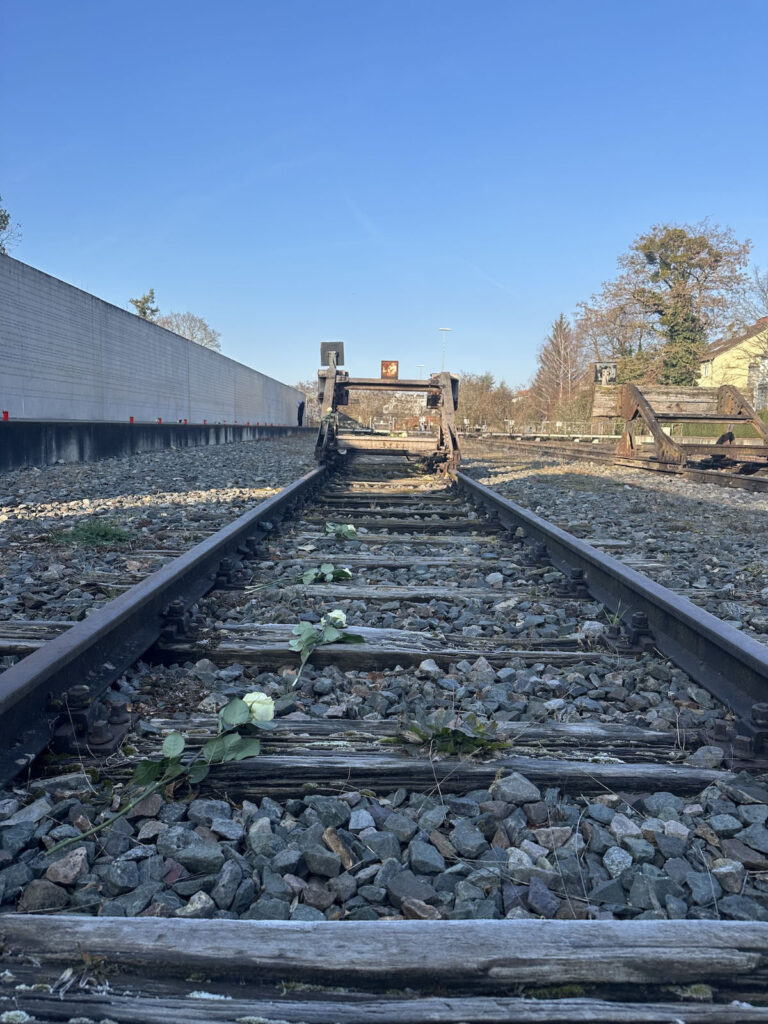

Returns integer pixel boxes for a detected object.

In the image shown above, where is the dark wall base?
[0,422,314,472]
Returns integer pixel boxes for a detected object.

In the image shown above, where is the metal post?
[439,328,451,372]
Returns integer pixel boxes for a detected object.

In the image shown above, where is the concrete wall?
[0,255,302,424]
[0,421,314,472]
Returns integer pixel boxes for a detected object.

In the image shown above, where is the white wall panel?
[0,256,302,424]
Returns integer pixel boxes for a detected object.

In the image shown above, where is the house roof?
[701,318,768,362]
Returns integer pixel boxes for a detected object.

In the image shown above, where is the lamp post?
[416,363,424,379]
[439,327,451,372]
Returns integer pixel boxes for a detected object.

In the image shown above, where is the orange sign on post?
[381,360,399,379]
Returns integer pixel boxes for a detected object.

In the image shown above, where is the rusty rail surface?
[0,467,326,784]
[457,471,768,753]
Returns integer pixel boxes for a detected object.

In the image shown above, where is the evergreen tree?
[658,297,705,385]
[0,195,21,254]
[129,288,160,321]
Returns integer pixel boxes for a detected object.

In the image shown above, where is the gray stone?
[385,869,437,908]
[494,772,542,805]
[0,861,33,899]
[419,806,448,832]
[643,792,684,817]
[363,830,401,861]
[0,798,19,820]
[602,846,632,879]
[0,823,35,857]
[1,796,51,827]
[709,814,743,837]
[157,825,200,859]
[586,803,614,825]
[589,878,627,906]
[348,809,376,831]
[175,891,217,918]
[506,847,534,882]
[684,745,724,768]
[209,817,244,842]
[113,882,163,916]
[665,894,688,919]
[244,895,291,919]
[409,840,446,875]
[711,858,746,894]
[177,842,225,874]
[469,657,497,685]
[329,872,357,902]
[291,904,326,920]
[358,884,387,904]
[717,894,768,921]
[737,824,768,854]
[303,796,350,828]
[451,820,489,859]
[247,822,285,858]
[622,837,655,863]
[686,871,722,906]
[231,878,256,915]
[374,858,402,888]
[271,847,304,874]
[609,813,641,841]
[526,876,561,918]
[384,812,417,843]
[303,845,342,878]
[211,860,242,909]
[102,860,140,896]
[416,659,442,680]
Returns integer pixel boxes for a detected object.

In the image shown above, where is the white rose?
[324,609,347,629]
[242,691,275,722]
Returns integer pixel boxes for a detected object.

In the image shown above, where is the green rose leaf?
[232,737,261,759]
[340,632,365,645]
[161,732,185,759]
[220,699,251,730]
[202,736,229,763]
[320,563,334,574]
[321,625,341,644]
[188,762,210,784]
[132,759,162,787]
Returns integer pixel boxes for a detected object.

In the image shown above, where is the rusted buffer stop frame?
[314,343,461,471]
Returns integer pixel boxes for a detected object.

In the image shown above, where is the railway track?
[487,435,768,493]
[1,450,768,1021]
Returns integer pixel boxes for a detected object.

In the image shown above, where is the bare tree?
[576,278,656,362]
[531,314,588,420]
[156,311,221,351]
[735,266,768,325]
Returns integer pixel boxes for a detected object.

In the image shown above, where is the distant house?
[698,318,768,408]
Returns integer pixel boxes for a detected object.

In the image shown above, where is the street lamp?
[439,327,451,372]
[416,363,424,379]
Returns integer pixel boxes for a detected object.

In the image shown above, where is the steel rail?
[478,437,768,493]
[0,466,327,785]
[457,471,768,751]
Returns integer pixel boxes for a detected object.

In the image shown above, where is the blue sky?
[3,0,767,387]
